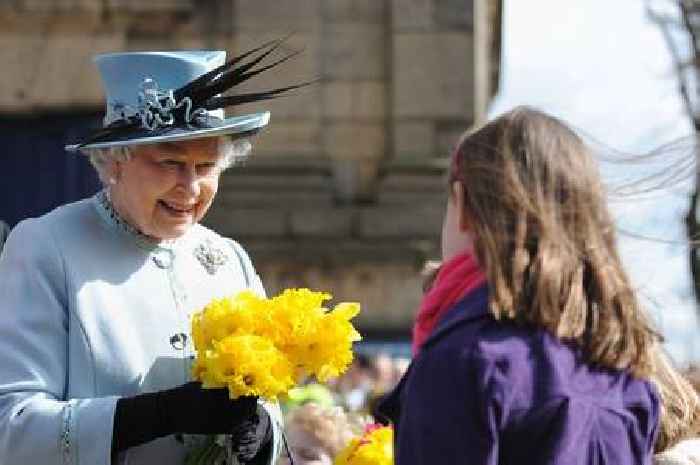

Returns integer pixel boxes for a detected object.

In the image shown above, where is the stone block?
[123,8,229,39]
[392,0,474,31]
[359,205,442,238]
[322,23,385,80]
[322,0,387,22]
[219,171,330,191]
[384,155,449,173]
[105,0,193,12]
[331,158,381,203]
[35,35,124,107]
[391,0,433,31]
[250,240,436,330]
[379,172,446,193]
[393,120,436,158]
[21,0,103,12]
[377,191,445,206]
[248,239,436,265]
[353,81,386,119]
[249,121,322,157]
[325,263,422,329]
[0,36,41,111]
[186,1,236,35]
[436,120,471,158]
[377,168,446,206]
[323,81,353,119]
[0,9,105,33]
[203,206,287,238]
[323,123,385,201]
[124,35,211,52]
[393,32,475,118]
[435,0,474,29]
[216,190,334,208]
[0,34,125,111]
[346,264,424,329]
[323,122,385,159]
[216,162,335,207]
[234,0,322,33]
[323,81,386,120]
[256,259,425,330]
[289,208,354,238]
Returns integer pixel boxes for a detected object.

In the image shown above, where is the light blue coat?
[0,193,282,465]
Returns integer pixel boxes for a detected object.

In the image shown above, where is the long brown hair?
[652,350,700,451]
[450,106,657,377]
[450,106,700,451]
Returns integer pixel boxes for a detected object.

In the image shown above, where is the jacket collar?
[376,285,490,425]
[420,284,490,351]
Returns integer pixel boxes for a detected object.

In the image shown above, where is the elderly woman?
[0,46,302,465]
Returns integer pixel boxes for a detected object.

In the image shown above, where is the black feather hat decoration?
[66,37,314,151]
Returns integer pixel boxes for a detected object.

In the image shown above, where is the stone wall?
[0,0,501,335]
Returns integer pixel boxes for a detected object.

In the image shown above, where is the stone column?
[321,1,389,203]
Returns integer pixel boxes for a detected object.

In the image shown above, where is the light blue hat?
[66,39,308,151]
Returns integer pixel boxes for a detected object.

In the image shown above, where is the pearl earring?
[108,177,117,185]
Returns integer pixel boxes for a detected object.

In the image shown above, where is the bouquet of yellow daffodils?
[334,425,394,465]
[190,288,361,401]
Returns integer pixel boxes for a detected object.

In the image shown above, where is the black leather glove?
[112,382,258,453]
[159,382,258,434]
[230,403,273,464]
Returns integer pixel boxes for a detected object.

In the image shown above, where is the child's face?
[441,181,474,261]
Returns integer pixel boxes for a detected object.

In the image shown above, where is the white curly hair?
[81,136,252,185]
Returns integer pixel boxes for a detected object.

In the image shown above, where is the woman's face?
[108,138,224,240]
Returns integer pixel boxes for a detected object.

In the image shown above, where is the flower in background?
[334,425,393,465]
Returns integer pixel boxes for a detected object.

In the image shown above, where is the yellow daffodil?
[200,334,295,400]
[191,291,269,352]
[190,288,361,400]
[334,425,394,465]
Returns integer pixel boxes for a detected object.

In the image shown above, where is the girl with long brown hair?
[378,106,698,464]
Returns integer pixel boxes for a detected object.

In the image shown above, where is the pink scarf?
[412,252,487,355]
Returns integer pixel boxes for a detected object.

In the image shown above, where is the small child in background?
[281,382,336,423]
[371,353,395,395]
[378,106,685,464]
[335,353,375,413]
[279,403,368,465]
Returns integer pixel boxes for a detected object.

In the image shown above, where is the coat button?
[170,333,188,350]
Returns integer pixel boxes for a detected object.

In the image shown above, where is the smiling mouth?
[158,200,195,216]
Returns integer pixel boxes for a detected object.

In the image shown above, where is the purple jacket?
[378,285,660,465]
